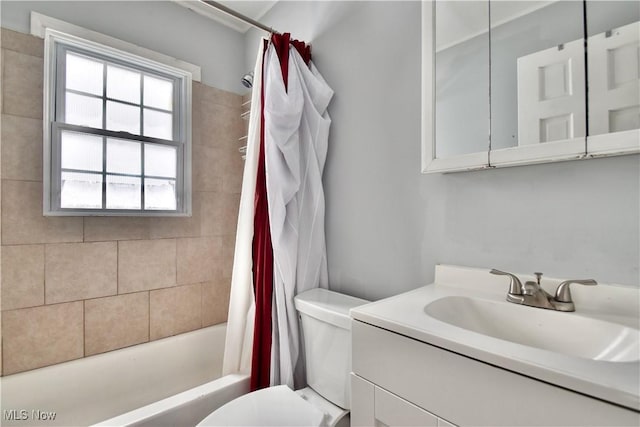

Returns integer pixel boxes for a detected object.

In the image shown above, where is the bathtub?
[0,324,249,427]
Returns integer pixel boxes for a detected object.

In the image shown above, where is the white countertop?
[350,265,640,411]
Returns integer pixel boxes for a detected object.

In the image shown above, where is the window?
[43,29,192,216]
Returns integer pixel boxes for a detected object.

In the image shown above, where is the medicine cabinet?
[422,0,640,173]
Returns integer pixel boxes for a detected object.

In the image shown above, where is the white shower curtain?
[223,36,333,390]
[221,41,266,377]
[264,43,333,389]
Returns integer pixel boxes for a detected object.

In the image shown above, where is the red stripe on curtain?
[250,39,272,392]
[250,33,313,391]
[271,33,312,90]
[291,39,311,65]
[271,33,291,90]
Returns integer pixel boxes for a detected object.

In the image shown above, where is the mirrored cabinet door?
[489,1,586,167]
[429,1,490,172]
[421,1,640,174]
[586,0,640,155]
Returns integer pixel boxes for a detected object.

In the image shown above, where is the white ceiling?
[172,0,277,33]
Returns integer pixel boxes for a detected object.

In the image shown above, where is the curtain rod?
[201,0,281,35]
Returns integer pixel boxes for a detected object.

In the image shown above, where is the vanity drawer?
[351,373,449,427]
[352,320,640,427]
[375,385,438,426]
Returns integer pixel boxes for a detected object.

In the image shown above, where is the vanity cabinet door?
[350,374,375,427]
[351,373,443,427]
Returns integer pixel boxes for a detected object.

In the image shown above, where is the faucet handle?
[554,279,598,303]
[490,269,524,295]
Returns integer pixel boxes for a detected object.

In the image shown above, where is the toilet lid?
[197,385,326,427]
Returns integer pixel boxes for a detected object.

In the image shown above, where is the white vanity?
[349,265,640,426]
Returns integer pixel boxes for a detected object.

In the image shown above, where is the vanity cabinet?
[351,320,639,426]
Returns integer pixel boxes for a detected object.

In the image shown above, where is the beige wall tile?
[199,102,243,148]
[1,180,83,245]
[200,192,240,237]
[150,284,201,340]
[2,302,83,374]
[1,114,43,181]
[176,237,222,285]
[1,244,44,310]
[118,239,176,294]
[85,292,149,356]
[2,49,43,119]
[221,147,244,194]
[148,193,201,239]
[45,242,117,304]
[195,81,241,109]
[202,279,230,327]
[193,144,223,192]
[220,234,237,280]
[1,28,44,58]
[84,217,150,242]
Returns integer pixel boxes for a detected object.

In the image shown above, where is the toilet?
[198,288,369,427]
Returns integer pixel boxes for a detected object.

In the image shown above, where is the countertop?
[350,265,640,411]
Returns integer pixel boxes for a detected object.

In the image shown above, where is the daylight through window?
[44,30,192,216]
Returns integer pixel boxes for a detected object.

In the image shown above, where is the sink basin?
[424,296,640,362]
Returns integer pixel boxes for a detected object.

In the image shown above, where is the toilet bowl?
[197,385,348,426]
[197,288,369,427]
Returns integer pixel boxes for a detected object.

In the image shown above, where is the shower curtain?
[223,33,334,391]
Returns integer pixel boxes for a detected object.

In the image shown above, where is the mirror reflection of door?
[489,1,585,149]
[586,1,640,137]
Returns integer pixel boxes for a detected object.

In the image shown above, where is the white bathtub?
[0,324,249,427]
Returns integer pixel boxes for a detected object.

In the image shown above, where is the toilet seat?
[197,385,326,427]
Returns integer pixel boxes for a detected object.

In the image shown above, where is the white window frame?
[41,21,194,216]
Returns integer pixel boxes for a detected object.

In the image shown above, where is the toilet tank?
[294,288,369,410]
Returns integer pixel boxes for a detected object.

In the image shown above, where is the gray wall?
[245,1,639,301]
[0,1,247,94]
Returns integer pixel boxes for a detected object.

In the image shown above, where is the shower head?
[241,71,254,88]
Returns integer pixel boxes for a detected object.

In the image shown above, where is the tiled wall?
[0,29,244,376]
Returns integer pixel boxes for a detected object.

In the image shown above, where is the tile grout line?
[82,300,86,357]
[116,241,119,296]
[42,244,47,306]
[147,290,151,343]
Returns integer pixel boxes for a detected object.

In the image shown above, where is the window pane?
[143,109,173,140]
[107,139,141,175]
[66,52,103,96]
[145,178,176,210]
[66,92,103,128]
[144,75,173,110]
[107,65,140,104]
[145,143,176,178]
[61,131,103,172]
[107,175,141,209]
[61,172,102,209]
[106,101,140,134]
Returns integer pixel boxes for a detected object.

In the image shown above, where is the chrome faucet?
[490,269,597,312]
